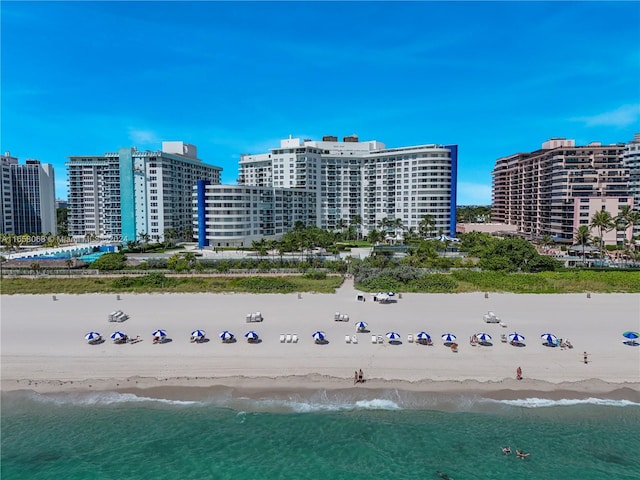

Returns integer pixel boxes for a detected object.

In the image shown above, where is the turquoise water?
[2,390,639,480]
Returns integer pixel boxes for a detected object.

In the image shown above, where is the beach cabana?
[508,333,525,346]
[622,331,639,346]
[386,332,401,344]
[220,330,235,343]
[540,333,558,347]
[245,331,259,343]
[85,331,102,344]
[312,331,327,344]
[416,332,432,345]
[355,321,368,332]
[441,333,457,345]
[191,330,206,343]
[110,331,127,344]
[152,329,167,344]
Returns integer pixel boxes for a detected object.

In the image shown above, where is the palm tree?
[590,210,615,265]
[616,206,640,252]
[367,228,382,245]
[418,215,435,239]
[574,225,591,265]
[138,232,151,253]
[0,255,6,279]
[350,215,362,240]
[65,259,74,277]
[335,218,347,234]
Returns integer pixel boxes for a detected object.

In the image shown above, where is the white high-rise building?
[236,135,458,238]
[67,142,221,243]
[1,153,57,236]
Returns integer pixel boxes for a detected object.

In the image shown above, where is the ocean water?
[2,389,639,480]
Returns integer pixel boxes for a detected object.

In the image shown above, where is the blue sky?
[2,1,639,205]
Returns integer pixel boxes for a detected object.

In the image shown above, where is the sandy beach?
[2,278,639,399]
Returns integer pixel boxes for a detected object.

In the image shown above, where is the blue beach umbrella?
[244,331,259,340]
[110,331,126,340]
[622,331,639,339]
[540,333,558,345]
[441,333,457,343]
[476,333,492,342]
[355,321,368,330]
[152,329,167,338]
[386,332,401,341]
[85,331,101,341]
[312,331,326,341]
[416,332,431,340]
[220,330,234,340]
[508,333,525,343]
[191,330,206,338]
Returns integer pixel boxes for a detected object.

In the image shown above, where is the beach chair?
[345,335,351,344]
[371,335,377,344]
[286,334,292,343]
[407,334,414,343]
[292,334,298,343]
[335,312,341,321]
[351,335,358,344]
[501,334,507,343]
[280,334,286,343]
[377,335,384,344]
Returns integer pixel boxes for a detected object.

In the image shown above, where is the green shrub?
[408,274,458,292]
[91,252,126,271]
[233,276,297,292]
[303,269,327,279]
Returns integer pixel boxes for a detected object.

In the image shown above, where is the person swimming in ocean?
[502,446,512,454]
[437,472,453,480]
[516,449,530,459]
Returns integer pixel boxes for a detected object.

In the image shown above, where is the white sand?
[2,278,639,396]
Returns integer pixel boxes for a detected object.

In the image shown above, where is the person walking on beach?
[583,352,589,364]
[516,366,522,380]
[358,369,364,383]
[354,370,359,384]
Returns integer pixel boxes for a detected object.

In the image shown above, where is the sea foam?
[493,397,640,408]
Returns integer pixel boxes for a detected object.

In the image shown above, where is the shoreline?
[3,375,640,403]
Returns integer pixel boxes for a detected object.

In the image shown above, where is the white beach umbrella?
[110,331,126,340]
[152,329,167,338]
[386,332,401,341]
[85,331,101,341]
[508,333,525,343]
[191,329,206,338]
[312,331,326,341]
[220,330,234,340]
[244,331,259,340]
[441,333,457,343]
[540,333,558,345]
[355,321,368,330]
[476,333,492,342]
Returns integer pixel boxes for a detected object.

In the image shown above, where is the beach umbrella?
[244,331,259,340]
[220,330,234,340]
[191,329,206,338]
[152,329,167,338]
[85,331,101,341]
[540,333,558,345]
[441,333,457,343]
[386,332,401,340]
[312,331,326,341]
[355,321,368,330]
[476,332,492,342]
[508,333,525,343]
[416,332,431,340]
[622,331,639,339]
[110,331,126,340]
